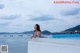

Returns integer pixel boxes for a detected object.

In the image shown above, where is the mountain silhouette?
[41,30,52,34]
[64,25,80,32]
[0,25,80,34]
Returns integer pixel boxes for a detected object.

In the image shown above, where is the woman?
[31,24,41,38]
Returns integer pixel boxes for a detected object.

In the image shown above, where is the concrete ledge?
[28,38,80,53]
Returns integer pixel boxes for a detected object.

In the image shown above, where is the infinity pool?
[0,34,80,53]
[52,34,80,39]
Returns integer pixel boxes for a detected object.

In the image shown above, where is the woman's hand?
[31,36,37,40]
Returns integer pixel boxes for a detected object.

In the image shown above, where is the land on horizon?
[0,25,80,34]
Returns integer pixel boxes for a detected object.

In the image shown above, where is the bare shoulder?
[36,31,41,35]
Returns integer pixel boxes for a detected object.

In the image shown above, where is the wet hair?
[34,24,41,32]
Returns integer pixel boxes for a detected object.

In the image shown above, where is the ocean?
[0,34,80,53]
[0,34,31,53]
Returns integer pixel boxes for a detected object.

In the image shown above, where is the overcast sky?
[0,0,80,32]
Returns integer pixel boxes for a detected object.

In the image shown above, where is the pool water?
[0,34,80,53]
[52,34,80,39]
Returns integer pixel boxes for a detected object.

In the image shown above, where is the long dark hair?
[34,24,41,32]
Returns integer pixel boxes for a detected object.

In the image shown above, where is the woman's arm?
[31,32,37,38]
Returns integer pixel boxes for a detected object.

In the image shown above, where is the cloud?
[0,15,21,20]
[0,23,9,27]
[0,4,4,9]
[0,0,80,32]
[30,15,54,21]
[61,8,80,16]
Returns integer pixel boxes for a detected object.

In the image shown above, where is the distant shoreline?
[0,33,80,34]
